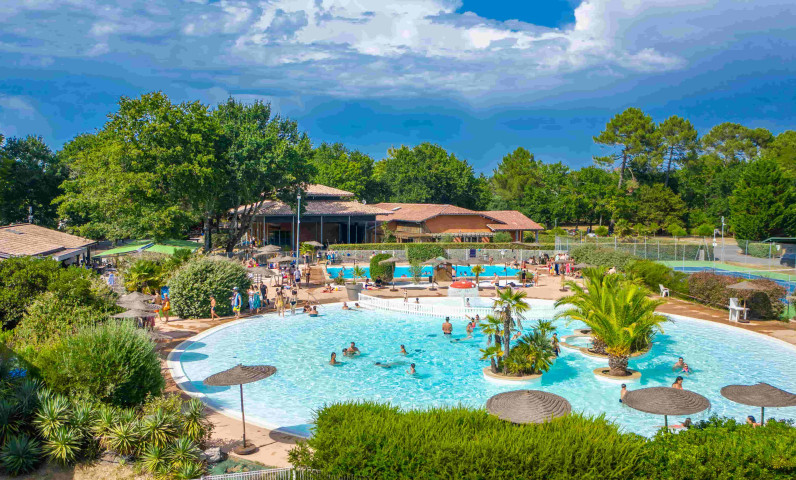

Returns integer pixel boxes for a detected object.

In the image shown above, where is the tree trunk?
[618,150,627,188]
[490,357,497,374]
[608,354,630,377]
[502,316,511,366]
[203,216,213,253]
[664,147,674,187]
[590,337,607,355]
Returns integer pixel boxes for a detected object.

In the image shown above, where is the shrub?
[405,244,445,263]
[570,245,636,270]
[666,224,687,237]
[639,416,796,479]
[289,402,646,480]
[688,272,737,308]
[369,254,395,283]
[625,260,688,294]
[0,435,41,476]
[691,224,715,237]
[169,259,251,318]
[408,261,424,284]
[492,232,513,243]
[744,279,787,319]
[736,239,774,258]
[595,225,609,237]
[35,322,164,407]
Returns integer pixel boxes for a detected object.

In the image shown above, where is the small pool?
[328,265,520,280]
[172,299,796,438]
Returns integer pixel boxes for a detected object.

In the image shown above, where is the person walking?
[231,287,242,319]
[209,296,219,320]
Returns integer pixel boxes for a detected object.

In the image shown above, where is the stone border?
[593,368,642,383]
[482,367,542,385]
[559,335,651,362]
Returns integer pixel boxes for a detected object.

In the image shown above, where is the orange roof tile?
[483,211,544,231]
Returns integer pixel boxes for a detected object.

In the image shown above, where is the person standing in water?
[330,352,340,365]
[400,345,408,354]
[442,317,453,335]
[619,384,628,403]
[552,333,560,357]
[407,363,416,375]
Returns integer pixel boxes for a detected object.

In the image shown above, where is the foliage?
[595,225,609,236]
[569,244,636,270]
[329,242,547,251]
[556,268,667,375]
[408,262,424,284]
[168,258,251,318]
[351,266,366,283]
[690,223,714,237]
[625,260,688,295]
[729,156,796,241]
[593,107,659,189]
[310,143,377,201]
[405,244,446,263]
[659,115,699,187]
[369,254,395,282]
[493,287,530,365]
[687,272,785,318]
[34,322,164,407]
[736,240,774,258]
[289,402,646,480]
[503,321,556,375]
[687,272,737,309]
[639,417,796,479]
[492,232,512,243]
[0,435,41,476]
[666,224,687,237]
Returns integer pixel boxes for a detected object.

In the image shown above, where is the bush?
[369,254,395,282]
[289,402,646,480]
[0,435,41,476]
[405,244,445,263]
[35,322,164,407]
[666,224,687,237]
[492,232,513,243]
[736,239,774,258]
[688,272,737,308]
[744,279,788,319]
[639,416,796,479]
[595,226,609,237]
[169,259,251,318]
[691,224,714,237]
[0,257,64,330]
[625,260,688,294]
[570,245,636,270]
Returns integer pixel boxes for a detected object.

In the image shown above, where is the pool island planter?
[560,335,652,362]
[482,367,543,385]
[593,367,642,383]
[344,283,363,300]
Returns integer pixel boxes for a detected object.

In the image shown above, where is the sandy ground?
[156,266,796,469]
[0,462,148,480]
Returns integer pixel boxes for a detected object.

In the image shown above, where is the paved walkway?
[156,273,796,468]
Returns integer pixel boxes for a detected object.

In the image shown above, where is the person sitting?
[672,376,684,389]
[442,318,453,335]
[415,297,420,304]
[342,302,350,310]
[746,416,761,427]
[322,284,333,293]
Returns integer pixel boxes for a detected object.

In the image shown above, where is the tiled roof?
[483,211,544,231]
[374,203,479,222]
[0,224,95,258]
[253,200,390,217]
[304,184,354,198]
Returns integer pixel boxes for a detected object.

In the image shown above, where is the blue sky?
[1,0,795,173]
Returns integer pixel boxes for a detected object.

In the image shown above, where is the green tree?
[764,130,796,178]
[658,116,698,187]
[571,167,617,226]
[593,108,659,189]
[310,143,375,201]
[0,135,66,226]
[701,123,773,165]
[373,143,480,208]
[493,287,530,366]
[633,184,687,227]
[729,157,796,241]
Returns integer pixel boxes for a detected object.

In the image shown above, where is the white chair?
[728,297,748,322]
[659,284,670,297]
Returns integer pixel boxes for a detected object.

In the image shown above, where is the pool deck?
[155,271,796,468]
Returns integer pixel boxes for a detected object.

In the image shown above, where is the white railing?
[357,293,493,319]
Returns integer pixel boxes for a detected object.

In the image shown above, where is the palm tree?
[124,260,163,294]
[478,315,503,373]
[299,243,315,264]
[556,268,668,376]
[351,266,366,285]
[493,287,531,365]
[511,330,555,375]
[471,264,485,290]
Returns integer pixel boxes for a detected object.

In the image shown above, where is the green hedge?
[289,402,645,480]
[369,254,395,282]
[328,243,554,251]
[169,259,251,318]
[736,239,774,258]
[688,272,786,319]
[625,260,689,295]
[405,244,446,263]
[569,245,636,270]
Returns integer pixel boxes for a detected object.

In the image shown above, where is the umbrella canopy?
[248,266,277,278]
[112,309,156,318]
[270,256,295,263]
[303,241,323,248]
[119,292,156,302]
[571,263,595,270]
[423,257,453,266]
[623,387,710,428]
[378,257,398,265]
[116,300,159,311]
[727,281,767,291]
[257,245,282,253]
[720,382,796,423]
[204,364,277,387]
[486,390,571,424]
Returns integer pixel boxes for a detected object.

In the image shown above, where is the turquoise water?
[328,265,520,279]
[176,300,796,437]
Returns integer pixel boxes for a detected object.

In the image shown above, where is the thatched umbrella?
[119,292,156,303]
[486,390,571,424]
[271,256,295,263]
[378,257,398,265]
[204,364,277,454]
[623,387,710,428]
[115,300,159,312]
[303,241,323,248]
[248,266,277,278]
[720,383,796,423]
[727,280,767,315]
[111,309,156,319]
[257,245,281,254]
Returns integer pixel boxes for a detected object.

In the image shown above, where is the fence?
[329,248,556,264]
[554,236,716,262]
[199,468,358,480]
[357,293,493,319]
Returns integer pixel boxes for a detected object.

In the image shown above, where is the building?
[245,185,390,246]
[0,223,96,264]
[374,203,543,243]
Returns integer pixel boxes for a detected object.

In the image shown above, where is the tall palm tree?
[471,264,485,290]
[478,315,503,373]
[493,287,531,365]
[299,243,315,264]
[556,268,668,376]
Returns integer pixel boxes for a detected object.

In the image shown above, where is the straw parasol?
[720,382,796,423]
[486,390,571,424]
[271,256,294,263]
[119,292,156,303]
[257,245,281,254]
[727,280,766,292]
[378,257,398,265]
[248,266,277,278]
[303,241,323,248]
[115,300,159,311]
[204,364,277,454]
[112,309,156,319]
[623,387,710,428]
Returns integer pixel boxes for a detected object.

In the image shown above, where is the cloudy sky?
[1,0,795,171]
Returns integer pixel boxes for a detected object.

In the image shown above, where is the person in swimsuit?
[162,294,171,323]
[746,416,761,427]
[330,352,340,365]
[442,318,453,335]
[230,288,242,319]
[672,357,685,371]
[619,384,627,403]
[400,344,408,354]
[672,376,684,389]
[552,333,560,357]
[209,296,219,320]
[669,418,692,429]
[342,302,350,310]
[681,363,691,375]
[407,363,416,375]
[348,342,360,355]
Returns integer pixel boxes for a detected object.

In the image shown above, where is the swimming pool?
[327,265,521,280]
[171,299,796,438]
[673,266,796,295]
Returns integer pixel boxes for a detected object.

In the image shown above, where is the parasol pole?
[664,415,668,429]
[761,406,764,424]
[240,384,247,448]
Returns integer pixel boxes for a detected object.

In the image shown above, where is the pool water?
[175,300,796,438]
[328,265,520,279]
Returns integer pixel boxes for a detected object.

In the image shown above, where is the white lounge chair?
[659,284,670,297]
[728,297,748,323]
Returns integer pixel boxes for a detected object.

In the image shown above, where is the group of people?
[330,342,417,375]
[210,282,320,320]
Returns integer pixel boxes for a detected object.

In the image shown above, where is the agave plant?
[140,408,178,449]
[0,400,19,443]
[93,405,117,441]
[139,443,169,476]
[173,459,205,480]
[181,398,212,446]
[168,436,200,466]
[105,420,141,457]
[13,378,41,420]
[0,434,41,475]
[43,426,81,465]
[34,394,70,440]
[70,399,97,440]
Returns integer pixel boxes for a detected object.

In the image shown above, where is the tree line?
[2,94,795,247]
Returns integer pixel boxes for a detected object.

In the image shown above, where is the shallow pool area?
[171,299,796,438]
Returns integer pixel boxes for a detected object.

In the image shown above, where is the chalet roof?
[483,211,544,231]
[252,199,390,217]
[304,184,355,198]
[0,223,95,258]
[374,203,543,231]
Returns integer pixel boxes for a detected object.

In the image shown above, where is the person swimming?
[400,344,408,355]
[348,342,360,355]
[374,362,392,369]
[407,363,416,375]
[672,357,685,371]
[330,352,340,365]
[681,363,691,375]
[672,376,684,389]
[354,302,361,308]
[442,317,452,335]
[669,418,692,429]
[619,383,627,403]
[342,302,350,310]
